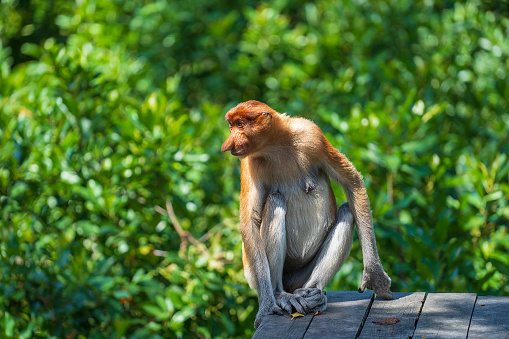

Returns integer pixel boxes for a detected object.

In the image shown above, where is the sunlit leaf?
[290,312,305,320]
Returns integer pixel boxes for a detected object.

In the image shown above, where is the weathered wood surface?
[358,292,425,338]
[252,291,509,338]
[303,291,373,339]
[252,311,315,339]
[468,296,509,339]
[413,293,476,339]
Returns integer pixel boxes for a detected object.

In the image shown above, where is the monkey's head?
[221,100,276,157]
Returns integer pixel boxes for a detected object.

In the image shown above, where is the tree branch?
[155,200,202,251]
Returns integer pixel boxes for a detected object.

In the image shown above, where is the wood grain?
[252,312,314,339]
[468,296,509,339]
[358,292,425,338]
[413,293,477,339]
[303,291,374,339]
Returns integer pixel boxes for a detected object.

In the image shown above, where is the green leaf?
[464,215,485,230]
[19,321,35,339]
[142,304,170,320]
[170,306,196,324]
[61,170,81,184]
[76,221,100,235]
[490,259,509,276]
[485,191,503,202]
[2,312,14,337]
[433,215,450,246]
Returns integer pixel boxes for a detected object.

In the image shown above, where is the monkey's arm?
[241,222,283,328]
[322,138,393,299]
[239,162,283,328]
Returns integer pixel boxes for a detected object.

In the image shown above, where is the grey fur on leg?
[285,203,354,291]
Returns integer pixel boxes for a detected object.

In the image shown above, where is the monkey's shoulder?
[287,116,322,136]
[285,117,326,154]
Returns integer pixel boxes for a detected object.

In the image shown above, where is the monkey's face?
[221,119,250,156]
[221,101,274,157]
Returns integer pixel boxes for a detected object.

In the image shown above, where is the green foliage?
[1,0,508,337]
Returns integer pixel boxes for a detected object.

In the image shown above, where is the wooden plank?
[252,312,315,339]
[358,292,425,338]
[468,296,509,338]
[413,292,477,339]
[303,291,374,339]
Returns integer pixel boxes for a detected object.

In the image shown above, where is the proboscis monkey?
[221,100,392,328]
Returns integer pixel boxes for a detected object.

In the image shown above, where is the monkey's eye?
[236,121,244,128]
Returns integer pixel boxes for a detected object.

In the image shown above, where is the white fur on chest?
[272,173,335,270]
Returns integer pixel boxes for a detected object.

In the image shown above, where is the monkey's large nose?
[221,137,234,153]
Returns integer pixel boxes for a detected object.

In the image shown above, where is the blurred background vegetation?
[1,0,508,337]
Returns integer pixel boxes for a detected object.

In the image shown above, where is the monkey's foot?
[275,288,326,314]
[359,265,393,300]
[254,303,283,329]
[275,291,308,314]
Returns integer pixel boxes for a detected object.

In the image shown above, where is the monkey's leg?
[241,192,288,329]
[284,203,355,312]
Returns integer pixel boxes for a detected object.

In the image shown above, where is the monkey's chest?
[275,174,336,270]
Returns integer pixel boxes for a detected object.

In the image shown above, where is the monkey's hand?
[275,289,326,314]
[359,264,393,300]
[254,303,283,329]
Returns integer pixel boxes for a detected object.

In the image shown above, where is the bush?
[1,0,508,337]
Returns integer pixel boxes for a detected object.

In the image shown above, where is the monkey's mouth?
[231,148,245,156]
